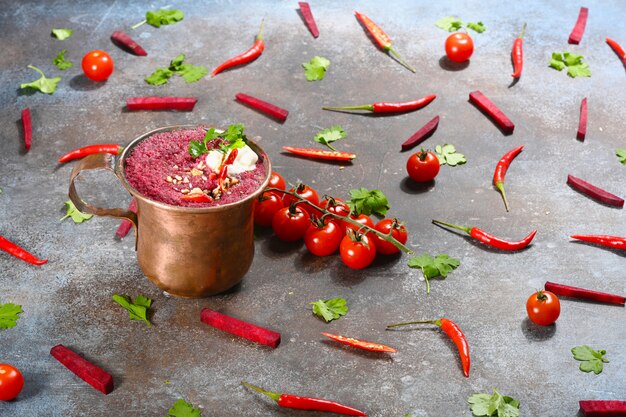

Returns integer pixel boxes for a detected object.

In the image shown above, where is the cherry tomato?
[445,32,474,63]
[343,213,375,235]
[371,218,408,255]
[340,232,377,269]
[81,50,114,82]
[271,206,309,242]
[304,220,343,256]
[268,171,286,190]
[284,184,320,217]
[407,150,440,183]
[0,364,24,401]
[253,191,284,227]
[526,290,561,326]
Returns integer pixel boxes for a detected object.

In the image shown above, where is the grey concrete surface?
[1,0,625,416]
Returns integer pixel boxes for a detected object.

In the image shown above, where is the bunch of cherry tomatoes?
[254,172,409,270]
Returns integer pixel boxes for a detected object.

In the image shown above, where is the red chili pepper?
[50,344,114,395]
[242,382,367,416]
[577,97,587,141]
[0,235,48,265]
[432,219,537,251]
[58,144,122,163]
[568,7,589,45]
[201,308,281,348]
[401,115,439,151]
[211,20,264,77]
[580,400,626,416]
[567,174,624,207]
[511,23,526,78]
[235,92,289,122]
[21,108,32,151]
[298,2,319,38]
[126,97,197,111]
[216,148,239,192]
[110,31,147,56]
[115,199,138,238]
[606,37,626,65]
[181,192,212,203]
[323,94,436,114]
[321,332,397,353]
[545,281,625,306]
[469,90,515,135]
[493,145,524,212]
[355,11,415,73]
[283,146,356,161]
[386,318,470,377]
[570,234,626,250]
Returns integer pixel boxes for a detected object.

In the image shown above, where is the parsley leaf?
[549,52,591,78]
[52,28,73,40]
[435,16,463,32]
[435,144,466,166]
[347,188,390,217]
[166,398,202,417]
[468,389,519,417]
[53,49,74,70]
[313,125,347,151]
[0,303,23,329]
[616,148,626,165]
[572,345,608,374]
[467,21,486,33]
[189,124,247,158]
[145,55,207,85]
[177,64,208,83]
[408,253,461,294]
[146,9,184,28]
[112,294,153,326]
[20,65,61,94]
[310,298,348,322]
[145,68,174,85]
[549,53,566,71]
[60,200,93,223]
[303,56,330,81]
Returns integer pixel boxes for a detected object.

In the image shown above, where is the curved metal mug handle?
[68,153,138,240]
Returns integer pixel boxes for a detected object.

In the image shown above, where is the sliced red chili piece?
[181,192,212,203]
[401,115,439,151]
[126,97,197,111]
[577,97,587,141]
[235,92,289,122]
[58,144,122,163]
[110,31,147,56]
[283,146,355,161]
[50,344,114,395]
[567,174,624,207]
[469,90,515,135]
[545,281,625,306]
[568,7,589,44]
[321,332,396,353]
[298,2,319,38]
[21,108,32,151]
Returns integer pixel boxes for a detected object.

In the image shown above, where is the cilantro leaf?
[146,55,207,85]
[567,63,591,78]
[549,52,591,78]
[435,16,463,32]
[310,298,348,322]
[52,28,73,40]
[313,125,347,151]
[166,398,202,417]
[53,49,74,70]
[572,345,608,374]
[435,144,466,166]
[303,56,330,81]
[616,148,626,165]
[60,200,93,224]
[146,9,185,28]
[467,21,486,33]
[20,65,61,94]
[549,53,566,71]
[0,303,23,329]
[468,389,519,417]
[347,188,390,217]
[408,253,461,294]
[189,124,247,158]
[145,68,173,85]
[112,294,153,326]
[177,64,208,83]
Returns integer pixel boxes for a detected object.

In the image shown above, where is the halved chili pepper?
[126,97,197,111]
[567,174,624,207]
[568,6,589,45]
[321,332,397,353]
[401,115,439,151]
[580,400,626,416]
[283,146,356,161]
[211,20,264,77]
[570,234,626,250]
[181,191,212,203]
[469,90,515,135]
[323,95,436,114]
[110,31,147,56]
[21,108,32,151]
[298,2,319,38]
[577,97,587,141]
[235,92,289,122]
[0,235,48,265]
[606,37,626,65]
[386,318,470,377]
[545,281,625,306]
[115,199,138,238]
[511,23,526,78]
[354,11,415,73]
[242,381,367,416]
[217,148,239,192]
[493,145,524,212]
[58,144,123,163]
[432,219,537,251]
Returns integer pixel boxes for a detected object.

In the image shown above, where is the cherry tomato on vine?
[284,184,320,217]
[321,197,351,219]
[272,205,309,242]
[526,290,561,326]
[0,363,24,401]
[340,232,377,269]
[371,218,408,255]
[304,220,343,257]
[253,191,284,227]
[407,150,440,183]
[81,50,114,82]
[445,32,474,63]
[343,213,375,235]
[268,171,286,190]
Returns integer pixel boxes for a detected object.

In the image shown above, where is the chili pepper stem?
[256,19,265,41]
[495,182,510,212]
[519,22,527,38]
[242,381,281,402]
[386,46,416,73]
[322,105,374,112]
[130,19,146,30]
[431,219,471,234]
[386,319,441,328]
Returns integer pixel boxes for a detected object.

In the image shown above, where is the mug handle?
[68,153,138,234]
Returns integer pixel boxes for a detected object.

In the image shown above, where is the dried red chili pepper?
[323,95,436,114]
[570,234,626,250]
[235,92,289,122]
[493,145,524,212]
[355,11,415,73]
[126,97,197,111]
[606,37,626,65]
[567,174,624,207]
[432,219,537,251]
[321,332,397,353]
[58,144,122,163]
[580,400,626,416]
[577,97,587,141]
[545,281,625,306]
[298,2,319,38]
[469,90,515,135]
[568,7,589,45]
[0,235,48,265]
[116,199,138,238]
[401,115,439,151]
[211,20,264,77]
[110,31,147,56]
[283,146,355,162]
[21,108,32,151]
[387,318,470,377]
[242,382,367,416]
[511,23,526,78]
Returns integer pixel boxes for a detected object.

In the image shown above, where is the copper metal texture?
[69,125,271,297]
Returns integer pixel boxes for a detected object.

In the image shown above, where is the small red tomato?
[272,205,309,242]
[0,363,24,401]
[304,220,343,256]
[81,50,114,82]
[445,32,474,63]
[407,150,440,182]
[526,290,561,326]
[343,213,375,236]
[371,218,408,255]
[284,183,320,217]
[268,171,286,190]
[253,191,284,227]
[340,232,377,269]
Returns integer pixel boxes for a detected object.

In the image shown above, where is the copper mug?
[68,125,271,298]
